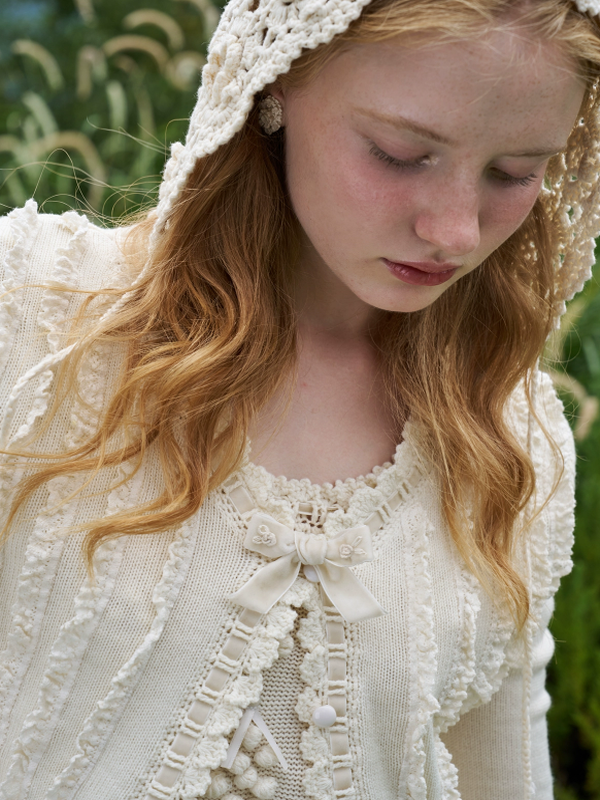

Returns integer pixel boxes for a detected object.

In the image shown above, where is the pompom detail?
[207,772,233,798]
[250,776,278,799]
[234,766,258,790]
[229,752,251,775]
[278,634,294,658]
[253,744,278,768]
[242,723,263,752]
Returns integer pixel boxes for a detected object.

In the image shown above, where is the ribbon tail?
[222,706,256,769]
[317,562,386,622]
[230,552,300,614]
[252,706,289,771]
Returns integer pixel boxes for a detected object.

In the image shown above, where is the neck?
[292,236,378,341]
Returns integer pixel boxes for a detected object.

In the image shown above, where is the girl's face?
[275,28,584,314]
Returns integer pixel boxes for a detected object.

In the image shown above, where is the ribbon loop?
[230,513,386,623]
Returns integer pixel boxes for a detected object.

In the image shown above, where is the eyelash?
[368,143,538,188]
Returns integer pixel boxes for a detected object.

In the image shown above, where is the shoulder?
[0,202,132,449]
[0,200,127,292]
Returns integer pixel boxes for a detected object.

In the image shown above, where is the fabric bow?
[230,513,385,623]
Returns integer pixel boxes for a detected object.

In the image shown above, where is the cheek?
[286,125,403,240]
[482,185,542,250]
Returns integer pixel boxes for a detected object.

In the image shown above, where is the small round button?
[303,565,320,583]
[312,704,337,728]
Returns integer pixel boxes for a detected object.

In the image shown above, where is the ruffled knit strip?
[0,458,142,800]
[527,372,576,619]
[0,480,76,752]
[0,203,41,527]
[46,519,197,800]
[451,375,573,720]
[174,586,305,799]
[0,534,127,800]
[0,324,110,758]
[404,504,439,800]
[7,212,89,451]
[0,338,106,745]
[434,568,481,735]
[0,200,39,381]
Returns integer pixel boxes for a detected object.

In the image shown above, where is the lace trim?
[238,423,425,541]
[302,593,355,799]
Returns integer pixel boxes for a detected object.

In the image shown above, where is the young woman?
[0,0,599,798]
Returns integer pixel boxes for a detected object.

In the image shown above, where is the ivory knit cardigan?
[0,202,575,800]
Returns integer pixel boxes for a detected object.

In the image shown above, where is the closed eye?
[489,169,538,187]
[370,142,539,188]
[369,143,432,170]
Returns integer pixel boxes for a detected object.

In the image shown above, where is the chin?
[361,286,449,315]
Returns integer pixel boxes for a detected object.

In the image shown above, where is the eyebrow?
[352,106,564,159]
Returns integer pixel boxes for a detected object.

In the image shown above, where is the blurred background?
[1,0,599,796]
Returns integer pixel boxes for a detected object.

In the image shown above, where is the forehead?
[309,27,583,151]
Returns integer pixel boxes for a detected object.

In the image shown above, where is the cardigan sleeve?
[440,597,555,800]
[440,370,575,800]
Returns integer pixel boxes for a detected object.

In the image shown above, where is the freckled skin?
[250,27,585,484]
[273,30,584,316]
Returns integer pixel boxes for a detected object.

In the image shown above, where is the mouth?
[383,259,460,287]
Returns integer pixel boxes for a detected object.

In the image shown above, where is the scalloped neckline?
[241,421,417,499]
[245,441,403,491]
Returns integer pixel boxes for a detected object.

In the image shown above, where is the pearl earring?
[258,95,284,134]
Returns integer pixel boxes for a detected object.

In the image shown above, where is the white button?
[312,704,337,728]
[303,565,320,583]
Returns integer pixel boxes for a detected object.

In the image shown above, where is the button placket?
[215,468,424,798]
[317,591,358,797]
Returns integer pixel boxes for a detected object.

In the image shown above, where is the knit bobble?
[241,723,263,752]
[234,766,258,790]
[250,776,278,800]
[253,744,278,768]
[229,752,251,775]
[207,772,232,798]
[278,635,294,658]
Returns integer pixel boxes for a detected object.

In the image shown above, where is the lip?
[383,258,460,287]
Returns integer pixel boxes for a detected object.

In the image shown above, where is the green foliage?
[548,261,600,800]
[0,0,222,218]
[2,2,600,798]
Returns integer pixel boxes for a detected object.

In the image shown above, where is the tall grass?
[1,1,599,796]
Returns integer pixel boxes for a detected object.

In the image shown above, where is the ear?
[264,82,285,110]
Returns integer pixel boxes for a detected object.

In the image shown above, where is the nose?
[413,184,481,257]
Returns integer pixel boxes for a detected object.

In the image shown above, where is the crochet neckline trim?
[242,421,415,495]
